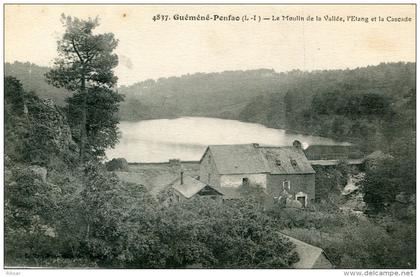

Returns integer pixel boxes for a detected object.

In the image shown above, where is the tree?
[5,166,62,265]
[5,77,30,163]
[313,162,348,203]
[66,86,123,158]
[46,14,120,162]
[149,198,299,268]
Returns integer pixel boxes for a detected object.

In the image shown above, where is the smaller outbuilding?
[162,172,224,203]
[304,144,363,160]
[281,233,334,269]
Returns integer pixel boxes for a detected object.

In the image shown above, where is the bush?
[105,158,130,172]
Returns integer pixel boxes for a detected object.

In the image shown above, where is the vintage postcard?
[2,3,416,274]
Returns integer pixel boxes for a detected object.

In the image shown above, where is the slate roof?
[207,144,269,174]
[310,158,364,166]
[304,144,363,160]
[202,144,315,175]
[170,176,222,199]
[259,146,315,174]
[280,233,333,269]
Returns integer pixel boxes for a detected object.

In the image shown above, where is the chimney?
[180,171,184,185]
[252,143,259,148]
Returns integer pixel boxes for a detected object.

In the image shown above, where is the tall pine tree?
[46,14,122,162]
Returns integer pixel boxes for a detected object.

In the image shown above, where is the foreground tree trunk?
[80,75,87,164]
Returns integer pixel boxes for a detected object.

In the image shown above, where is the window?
[282,180,290,190]
[208,155,211,164]
[242,178,249,186]
[208,173,211,183]
[275,159,282,166]
[290,159,298,167]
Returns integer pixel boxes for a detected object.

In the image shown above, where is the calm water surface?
[106,117,349,162]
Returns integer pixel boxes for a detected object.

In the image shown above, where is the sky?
[5,4,415,86]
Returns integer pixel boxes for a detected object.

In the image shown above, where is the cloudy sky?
[5,4,415,86]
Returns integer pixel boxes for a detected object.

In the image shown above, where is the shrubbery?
[6,156,299,268]
[105,158,130,172]
[274,205,415,268]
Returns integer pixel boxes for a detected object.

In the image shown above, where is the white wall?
[220,174,267,188]
[199,149,221,187]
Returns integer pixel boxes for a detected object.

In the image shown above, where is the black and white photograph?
[2,3,417,273]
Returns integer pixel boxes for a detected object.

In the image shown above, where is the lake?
[106,117,350,162]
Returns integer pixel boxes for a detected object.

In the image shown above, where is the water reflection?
[106,117,349,162]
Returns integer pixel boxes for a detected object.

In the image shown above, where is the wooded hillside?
[7,61,414,153]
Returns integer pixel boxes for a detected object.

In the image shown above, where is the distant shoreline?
[117,116,348,143]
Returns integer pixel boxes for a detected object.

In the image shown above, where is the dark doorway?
[296,196,306,207]
[242,178,249,187]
